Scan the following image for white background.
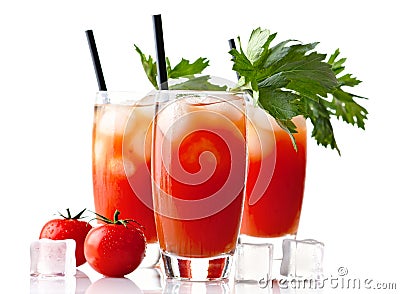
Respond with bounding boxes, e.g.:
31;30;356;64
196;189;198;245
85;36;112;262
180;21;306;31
1;0;399;292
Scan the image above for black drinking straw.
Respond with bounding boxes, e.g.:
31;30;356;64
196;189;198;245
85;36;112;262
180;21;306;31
85;30;107;91
152;14;169;90
228;38;237;51
228;38;240;80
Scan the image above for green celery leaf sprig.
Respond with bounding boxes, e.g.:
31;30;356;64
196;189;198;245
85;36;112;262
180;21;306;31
134;29;367;154
229;28;368;154
134;45;226;91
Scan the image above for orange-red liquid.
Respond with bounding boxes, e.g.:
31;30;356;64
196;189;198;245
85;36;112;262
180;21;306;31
152;97;247;258
92;104;157;243
241;116;307;237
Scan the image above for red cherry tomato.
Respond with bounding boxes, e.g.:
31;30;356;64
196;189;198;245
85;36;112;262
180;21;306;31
84;210;146;277
39;208;92;267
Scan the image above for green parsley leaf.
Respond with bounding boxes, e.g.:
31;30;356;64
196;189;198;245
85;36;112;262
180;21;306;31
168;58;209;79
325;49;368;129
170;75;227;91
134;45;158;88
275;118;299;151
305;98;340;154
230;28;368;153
134;45;224;90
258;87;303;120
246;28;274;63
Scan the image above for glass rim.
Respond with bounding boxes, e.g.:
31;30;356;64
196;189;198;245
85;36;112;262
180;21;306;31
237;241;274;248
95;90;155;106
153;89;248;95
95;90;250;106
96;89;247;94
154;90;250;105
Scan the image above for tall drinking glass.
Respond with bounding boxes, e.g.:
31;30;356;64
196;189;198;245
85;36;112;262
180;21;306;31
152;91;248;281
92;91;159;267
240;103;307;266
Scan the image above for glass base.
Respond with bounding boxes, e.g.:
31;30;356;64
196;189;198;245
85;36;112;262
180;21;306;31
140;242;161;268
239;234;296;279
160;251;234;281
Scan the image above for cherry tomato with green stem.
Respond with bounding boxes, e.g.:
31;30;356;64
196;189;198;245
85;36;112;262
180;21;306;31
39;208;92;267
84;210;146;277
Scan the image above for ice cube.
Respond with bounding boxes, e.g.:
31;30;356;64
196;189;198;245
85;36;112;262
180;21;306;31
108;157;136;178
134;99;156;120
93;140;105;162
235;241;273;283
123;159;136;178
124;106;153;136
280;239;324;279
247;123;276;160
204;95;244;123
123;112;139;136
123;123;151;162
97;105;131;136
247;104;276;132
156;100;193;142
30;239;76;277
157;95;245;144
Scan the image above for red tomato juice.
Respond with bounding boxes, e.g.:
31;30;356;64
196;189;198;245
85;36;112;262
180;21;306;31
152;96;247;258
241;115;307;237
92;104;157;243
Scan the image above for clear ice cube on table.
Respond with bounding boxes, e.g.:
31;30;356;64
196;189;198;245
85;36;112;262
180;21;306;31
30;238;76;277
280;239;324;279
235;241;273;283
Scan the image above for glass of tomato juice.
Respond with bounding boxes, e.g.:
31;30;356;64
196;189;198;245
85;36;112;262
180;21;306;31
151;90;248;281
92;91;159;267
240;103;307;268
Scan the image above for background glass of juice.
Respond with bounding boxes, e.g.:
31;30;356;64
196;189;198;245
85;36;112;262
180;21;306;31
240;103;307;268
152;91;248;281
92;91;159;267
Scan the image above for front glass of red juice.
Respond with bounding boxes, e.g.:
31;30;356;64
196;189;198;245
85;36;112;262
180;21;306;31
92;91;159;267
240;103;307;263
152;91;248;281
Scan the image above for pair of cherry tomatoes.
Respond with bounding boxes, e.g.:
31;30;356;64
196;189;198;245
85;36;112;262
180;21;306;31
39;209;146;277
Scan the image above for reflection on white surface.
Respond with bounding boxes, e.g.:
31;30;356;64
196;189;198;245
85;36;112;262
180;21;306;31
234;282;272;294
85;277;142;294
30;277;76;294
127;267;163;291
30;270;91;294
278;279;324;294
28;266;399;294
163;279;230;294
